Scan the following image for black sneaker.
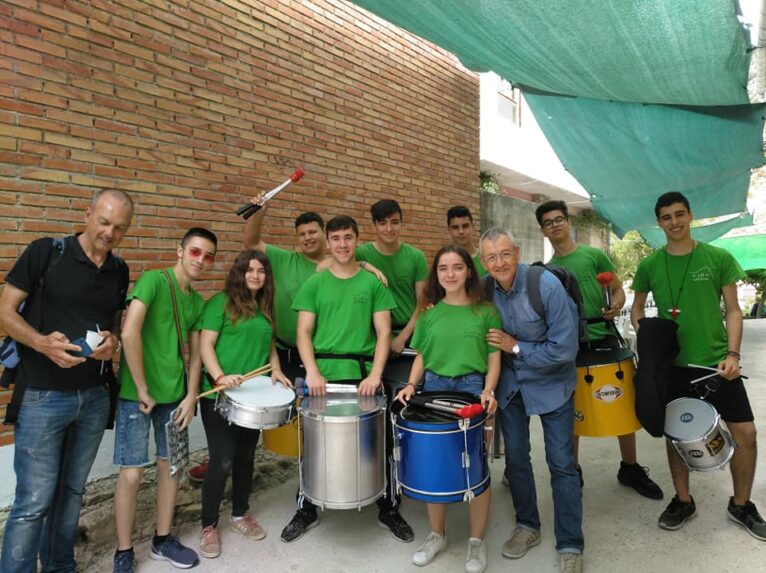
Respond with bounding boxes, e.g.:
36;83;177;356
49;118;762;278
281;508;319;543
378;510;414;543
617;462;664;500
113;549;135;573
727;497;766;541
658;495;697;530
576;465;584;489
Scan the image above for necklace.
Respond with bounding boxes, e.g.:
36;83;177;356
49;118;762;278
664;242;696;320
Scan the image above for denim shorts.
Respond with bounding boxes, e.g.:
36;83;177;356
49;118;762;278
422;371;484;396
113;399;180;467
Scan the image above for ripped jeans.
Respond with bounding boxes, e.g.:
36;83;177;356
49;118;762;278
1;385;109;573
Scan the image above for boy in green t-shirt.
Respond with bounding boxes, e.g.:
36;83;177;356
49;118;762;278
112;228;217;571
356;199;428;397
536;200;662;501
447;205;487;278
631;192;763;540
281;215;414;544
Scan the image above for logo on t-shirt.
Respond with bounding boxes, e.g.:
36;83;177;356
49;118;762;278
691;266;713;282
463;327;481;339
353;294;370;305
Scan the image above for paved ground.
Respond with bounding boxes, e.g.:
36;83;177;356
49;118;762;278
100;320;766;572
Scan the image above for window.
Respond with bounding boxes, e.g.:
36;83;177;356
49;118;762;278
498;79;520;126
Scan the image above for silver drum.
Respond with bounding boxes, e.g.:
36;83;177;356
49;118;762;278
215;375;295;430
299;391;386;510
664;397;736;471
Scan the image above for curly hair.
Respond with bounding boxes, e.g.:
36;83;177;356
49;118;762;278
224;250;275;325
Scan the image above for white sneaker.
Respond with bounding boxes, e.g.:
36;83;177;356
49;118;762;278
465;537;487;573
412;532;448;566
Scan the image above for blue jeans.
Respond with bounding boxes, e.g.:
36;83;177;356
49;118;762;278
422;371;484;396
113;399;179;467
1;385;110;573
499;392;583;553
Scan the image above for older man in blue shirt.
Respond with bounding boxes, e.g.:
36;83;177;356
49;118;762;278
480;227;583;573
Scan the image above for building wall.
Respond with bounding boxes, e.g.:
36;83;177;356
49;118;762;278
0;0;480;444
480;191;544;263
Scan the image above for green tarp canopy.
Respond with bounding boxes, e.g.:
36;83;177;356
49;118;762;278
711;235;766;270
640;212;754;249
350;0;765;237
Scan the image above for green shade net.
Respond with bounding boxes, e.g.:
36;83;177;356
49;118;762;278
711;234;766;270
351;0;753;105
523;93;766;235
639;212;754;248
349;0;764;235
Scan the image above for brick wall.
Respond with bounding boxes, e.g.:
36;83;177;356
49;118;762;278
0;0;480;443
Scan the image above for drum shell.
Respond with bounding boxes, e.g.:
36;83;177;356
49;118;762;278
214;391;293;430
664;398;736;471
392;392;489;503
262;414;300;457
574;351;641;437
299;394;386;510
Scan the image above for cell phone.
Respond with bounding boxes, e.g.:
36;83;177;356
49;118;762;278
69;337;93;357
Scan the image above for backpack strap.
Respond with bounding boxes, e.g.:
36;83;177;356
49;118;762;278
526;264;546;319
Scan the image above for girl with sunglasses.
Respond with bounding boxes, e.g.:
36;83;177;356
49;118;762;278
197;250;291;559
395;245;501;573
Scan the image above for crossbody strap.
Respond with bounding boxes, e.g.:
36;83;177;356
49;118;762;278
162;269;189;391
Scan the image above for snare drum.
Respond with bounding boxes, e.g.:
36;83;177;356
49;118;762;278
392;391;489;503
574;348;642;437
299;392;386;510
664;398;736;471
215;376;296;430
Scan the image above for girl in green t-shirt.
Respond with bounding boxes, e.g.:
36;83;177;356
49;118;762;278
197;250;291;558
395;245;500;571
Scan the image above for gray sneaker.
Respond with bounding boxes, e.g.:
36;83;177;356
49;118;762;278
560;552;583;573
412;532;448;566
501;527;541;559
465;537;487;573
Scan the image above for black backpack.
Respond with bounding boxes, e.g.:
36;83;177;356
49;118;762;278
482;263;588;342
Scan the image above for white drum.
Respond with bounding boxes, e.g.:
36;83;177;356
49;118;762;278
664;398;736;471
215;375;296;430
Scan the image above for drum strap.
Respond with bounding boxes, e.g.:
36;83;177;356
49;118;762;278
314;353;373;379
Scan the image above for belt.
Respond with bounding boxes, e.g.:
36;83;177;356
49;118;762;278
314;352;374;379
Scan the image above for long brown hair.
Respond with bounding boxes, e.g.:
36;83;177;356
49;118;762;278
418;245;487;312
224;250;275;325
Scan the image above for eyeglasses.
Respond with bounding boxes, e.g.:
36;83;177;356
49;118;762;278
541;216;568;230
483;251;515;266
187;246;215;265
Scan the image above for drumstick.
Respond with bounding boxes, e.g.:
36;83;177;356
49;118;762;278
236;167;305;219
409;395;484;418
196;366;273;400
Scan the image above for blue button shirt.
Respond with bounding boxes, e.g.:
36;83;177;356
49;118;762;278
489;264;578;415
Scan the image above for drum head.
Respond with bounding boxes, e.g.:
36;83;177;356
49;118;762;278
393;391;482;426
302;393;385;417
222;376;295;407
664;398;717;440
576;346;634;367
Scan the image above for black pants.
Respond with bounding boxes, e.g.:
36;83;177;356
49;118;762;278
296;382;400;514
200;398;261;527
277;346;306;384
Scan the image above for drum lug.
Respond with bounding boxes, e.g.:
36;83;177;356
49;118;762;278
462;451;471;469
393;445;401;462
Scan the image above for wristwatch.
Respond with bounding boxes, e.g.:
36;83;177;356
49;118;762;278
511;344;520;355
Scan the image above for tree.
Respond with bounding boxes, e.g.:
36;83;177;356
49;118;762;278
743;269;766;317
608;230;655;284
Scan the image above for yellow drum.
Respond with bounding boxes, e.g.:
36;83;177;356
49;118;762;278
574;348;642;437
262;413;300;457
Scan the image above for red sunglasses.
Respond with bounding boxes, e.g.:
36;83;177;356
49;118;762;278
187;246;215;265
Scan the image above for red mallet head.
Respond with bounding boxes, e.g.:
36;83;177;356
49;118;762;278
290;167;305;182
456;403;485;418
596;271;614;286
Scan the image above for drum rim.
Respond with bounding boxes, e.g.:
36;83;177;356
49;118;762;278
217;390;295;412
299;394;386;419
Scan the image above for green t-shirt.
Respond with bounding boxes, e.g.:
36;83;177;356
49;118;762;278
549;244;615;341
632;242;745;367
356;242;428;330
473;253;488;278
292;269;396;381
199;291;274;399
118;268;205;404
265;244;318;348
410;301;501;377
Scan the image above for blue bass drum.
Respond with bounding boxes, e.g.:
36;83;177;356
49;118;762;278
391;391;489;503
